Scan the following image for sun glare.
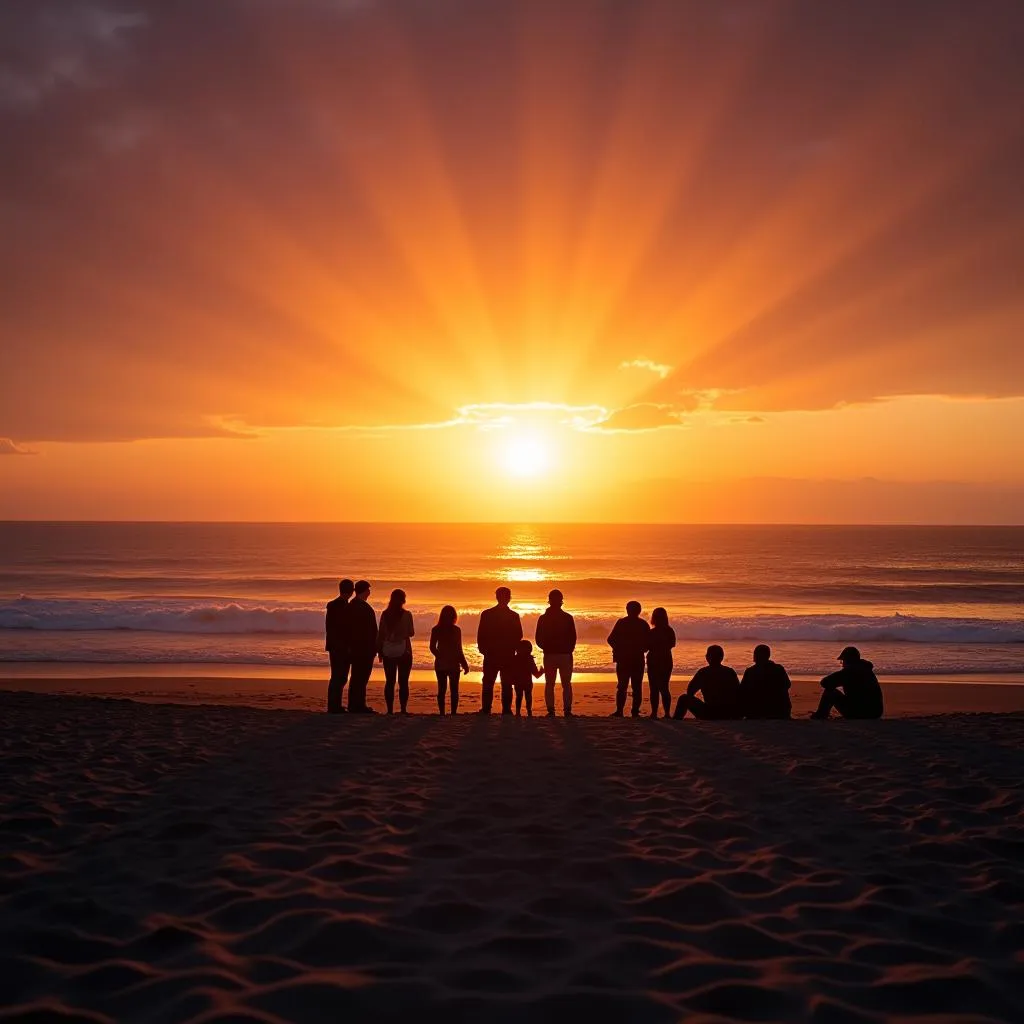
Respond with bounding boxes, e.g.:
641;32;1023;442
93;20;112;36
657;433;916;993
500;433;551;478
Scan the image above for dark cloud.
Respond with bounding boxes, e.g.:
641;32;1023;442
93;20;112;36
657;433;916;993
2;0;1023;441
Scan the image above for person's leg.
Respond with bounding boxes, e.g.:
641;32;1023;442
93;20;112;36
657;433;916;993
630;662;644;716
480;659;497;713
543;658;557;715
435;669;447;714
560;654;574;715
812;688;843;719
525;680;533;715
515;686;523;714
398;652;412;712
450;670;460;714
348;658;372;711
661;674;672;717
647;668;661;716
499;662;514;715
383;657;397;714
327;650;344;712
686;696;710;719
613;663;629;715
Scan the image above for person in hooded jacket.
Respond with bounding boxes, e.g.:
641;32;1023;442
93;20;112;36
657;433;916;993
811;646;884;720
739;644;792;719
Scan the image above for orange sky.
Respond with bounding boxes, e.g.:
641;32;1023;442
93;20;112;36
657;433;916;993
2;0;1023;522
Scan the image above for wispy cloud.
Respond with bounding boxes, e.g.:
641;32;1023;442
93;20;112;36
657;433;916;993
619;358;673;379
586;403;686;433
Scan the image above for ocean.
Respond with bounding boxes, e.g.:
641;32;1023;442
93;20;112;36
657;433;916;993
0;523;1021;678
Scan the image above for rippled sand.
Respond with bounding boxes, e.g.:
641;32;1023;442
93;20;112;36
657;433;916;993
1;692;1022;1021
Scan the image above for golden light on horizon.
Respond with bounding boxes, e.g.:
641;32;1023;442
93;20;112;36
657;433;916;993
499;432;553;479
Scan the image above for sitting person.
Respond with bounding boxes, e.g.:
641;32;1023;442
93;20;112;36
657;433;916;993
739;644;792;719
811;646;883;720
511;639;543;717
673;645;741;720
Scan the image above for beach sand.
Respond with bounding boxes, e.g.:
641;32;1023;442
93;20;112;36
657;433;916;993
1;690;1023;1021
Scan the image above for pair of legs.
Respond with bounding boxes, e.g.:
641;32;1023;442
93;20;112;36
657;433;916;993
614;659;644;716
673;694;737;720
480;656;513;714
543;653;574;715
435;668;460;714
813;688;882;720
515;681;533;715
647;665;671;717
348;656;374;712
383;652;413;713
327;649;350;712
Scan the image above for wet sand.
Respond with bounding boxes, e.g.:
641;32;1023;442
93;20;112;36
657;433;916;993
1;690;1023;1021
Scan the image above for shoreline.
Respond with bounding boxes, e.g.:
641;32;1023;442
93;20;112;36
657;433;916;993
3;672;1024;717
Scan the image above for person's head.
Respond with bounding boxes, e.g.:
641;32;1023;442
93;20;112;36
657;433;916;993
706;644;725;665
495;586;512;606
339;578;354;597
354;580;371;600
651;607;669;629
437;604;458;629
548;589;564;608
517;639;533;656
387;588;406;609
626;600;642;618
838;646;860;666
753;644;771;664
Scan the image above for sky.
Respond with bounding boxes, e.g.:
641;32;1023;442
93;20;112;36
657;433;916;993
1;0;1023;523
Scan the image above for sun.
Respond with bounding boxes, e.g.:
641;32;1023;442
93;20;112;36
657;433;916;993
500;432;551;478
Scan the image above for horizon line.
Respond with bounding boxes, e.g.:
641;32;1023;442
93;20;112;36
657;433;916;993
2;520;1024;529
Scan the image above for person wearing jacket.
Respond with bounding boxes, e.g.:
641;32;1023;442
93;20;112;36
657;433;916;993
673;645;742;720
535;589;577;717
347;580;378;713
477;587;523;715
607;601;650;717
811;646;884;719
325;578;354;713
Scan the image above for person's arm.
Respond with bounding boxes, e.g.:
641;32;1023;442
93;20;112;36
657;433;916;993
531;656;543;679
687;670;701;698
477;611;489;656
376;616;386;659
405;610;415;638
569;614;577;652
457;628;470;674
325;608;331;651
668;628;676;650
643;624;652;652
780;667;792;691
429;627;439;659
820;669;842;690
608;621;621;650
514;612;523;643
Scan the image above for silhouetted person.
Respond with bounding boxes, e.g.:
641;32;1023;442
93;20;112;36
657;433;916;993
673;645;741;720
646;607;675;718
811;646;884;720
477;587;523;715
511;639;543;717
535;588;577;717
739;644;792;719
378;588;415;714
430;605;469;715
325;578;354;713
608;601;650;717
347;580;378;713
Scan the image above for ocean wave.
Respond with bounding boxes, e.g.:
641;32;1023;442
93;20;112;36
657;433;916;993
1;597;1022;644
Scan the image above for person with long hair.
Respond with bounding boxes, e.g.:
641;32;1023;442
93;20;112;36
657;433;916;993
647;607;675;718
377;588;415;714
429;605;470;714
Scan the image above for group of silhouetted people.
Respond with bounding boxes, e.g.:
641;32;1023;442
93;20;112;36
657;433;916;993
326;581;885;721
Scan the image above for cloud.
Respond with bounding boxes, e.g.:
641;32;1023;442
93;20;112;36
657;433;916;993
0;438;35;455
619;358;673;379
588;404;686;433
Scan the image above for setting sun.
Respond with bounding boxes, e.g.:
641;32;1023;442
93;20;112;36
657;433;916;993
500;434;552;479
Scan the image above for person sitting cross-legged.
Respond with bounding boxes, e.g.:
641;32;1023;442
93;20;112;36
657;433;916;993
673;644;742;720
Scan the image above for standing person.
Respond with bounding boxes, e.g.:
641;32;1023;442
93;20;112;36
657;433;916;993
535;588;577;717
430;605;469;715
673;645;741;720
476;586;523;715
325;578;354;713
646;607;675;718
811;647;884;720
511;639;543;717
377;588;415;715
347;580;378;713
607;601;650;717
739;644;792;719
